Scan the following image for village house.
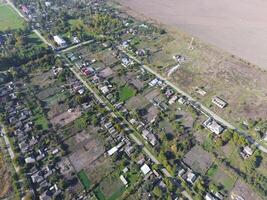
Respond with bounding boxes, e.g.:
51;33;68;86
185;171;197;185
141;164;151;175
205;193;217;200
240;146;254;159
53;35;67;47
203;118;224;135
142;129;158;146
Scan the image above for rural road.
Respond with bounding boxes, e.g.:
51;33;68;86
0;125;20;172
0;126;14;160
59;40;94;53
119;47;267;154
33;29;54;48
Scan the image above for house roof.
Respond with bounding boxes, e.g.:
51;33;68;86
107;146;118;156
141;164;151;175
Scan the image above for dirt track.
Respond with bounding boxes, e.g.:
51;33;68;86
116;0;267;69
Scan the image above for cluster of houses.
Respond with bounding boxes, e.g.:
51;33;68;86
0;82;62;199
103;118;135;157
70;79;85;95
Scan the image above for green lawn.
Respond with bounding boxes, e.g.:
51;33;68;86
94;187;106;200
0;5;25;31
119;85;136;102
77;170;91;191
35;114;49;130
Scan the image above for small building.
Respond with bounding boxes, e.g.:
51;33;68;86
149;78;159;87
168;95;178;105
241;146;254;159
72;36;80;44
141;164;151;175
196;88;207;96
203;118;224;135
107;146;118;156
205;193;216;200
186;171;197;184
100;86;109;95
53;35;66;47
120;175;128;186
25;156;36;164
178;97;186;104
212;97;228;109
142;129;158;146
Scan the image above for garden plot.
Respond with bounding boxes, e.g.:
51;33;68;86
207;163;236;191
175;110;195;131
94;174;125;200
68;132;105;172
144;105;159;122
144;88;160;102
125;95;150;110
183;145;214;174
50;108;81;127
36;85;62;100
121;72;145;91
46;92;70;119
231;179;262;200
86;156;114;186
30;71;55;89
99;50;119;67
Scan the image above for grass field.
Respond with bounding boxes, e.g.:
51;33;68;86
207;163;236;191
77;170;91;190
0;5;25;31
94;187;106;200
119;85;136;102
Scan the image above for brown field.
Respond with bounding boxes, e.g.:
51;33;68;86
50;108;81;127
183;145;214;174
30;71;54;89
112;0;267;123
68;131;105;172
0;152;12;198
231;179;262;200
86;156;114;185
115;0;267;70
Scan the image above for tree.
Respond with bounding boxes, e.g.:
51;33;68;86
153;186;163;198
215;138;224;147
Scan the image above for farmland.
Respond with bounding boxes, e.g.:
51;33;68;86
0;5;25;31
